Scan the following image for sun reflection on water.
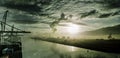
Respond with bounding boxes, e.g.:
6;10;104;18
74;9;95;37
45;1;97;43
69;46;76;52
54;44;78;52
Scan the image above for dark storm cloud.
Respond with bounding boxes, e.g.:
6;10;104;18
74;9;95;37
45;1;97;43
79;9;120;18
2;4;41;15
50;20;60;32
81;0;120;8
25;26;49;29
98;11;120;18
12;14;39;24
39;20;52;24
98;13;111;18
49;13;68;32
111;10;120;16
80;9;98;18
102;0;120;8
0;0;52;15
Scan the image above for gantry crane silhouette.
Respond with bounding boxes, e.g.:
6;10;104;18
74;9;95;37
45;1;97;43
0;10;31;43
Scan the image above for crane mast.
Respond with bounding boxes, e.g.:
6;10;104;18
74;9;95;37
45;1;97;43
0;10;31;44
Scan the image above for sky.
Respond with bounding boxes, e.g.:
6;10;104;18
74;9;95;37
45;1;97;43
0;0;120;38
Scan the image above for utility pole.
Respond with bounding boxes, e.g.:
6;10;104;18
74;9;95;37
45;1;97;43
2;10;8;31
0;10;8;43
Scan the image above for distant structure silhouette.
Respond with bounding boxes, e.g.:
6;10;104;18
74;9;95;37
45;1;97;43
108;33;115;40
108;33;112;39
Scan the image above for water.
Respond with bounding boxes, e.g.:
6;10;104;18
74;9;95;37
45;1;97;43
22;37;120;58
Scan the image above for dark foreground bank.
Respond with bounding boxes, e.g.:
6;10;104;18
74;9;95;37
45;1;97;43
0;43;22;58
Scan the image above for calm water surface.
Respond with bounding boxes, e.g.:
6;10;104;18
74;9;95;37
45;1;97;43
22;38;120;58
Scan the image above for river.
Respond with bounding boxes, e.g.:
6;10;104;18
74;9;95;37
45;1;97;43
22;37;120;58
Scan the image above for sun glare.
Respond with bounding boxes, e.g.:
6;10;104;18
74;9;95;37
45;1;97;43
67;23;80;34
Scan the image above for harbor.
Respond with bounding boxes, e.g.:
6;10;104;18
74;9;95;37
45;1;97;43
0;10;30;58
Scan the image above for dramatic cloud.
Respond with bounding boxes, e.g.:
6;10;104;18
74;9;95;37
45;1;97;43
49;12;88;32
11;14;39;24
98;13;111;18
24;26;49;29
103;0;120;8
80;10;120;18
81;16;120;29
1;0;120;33
2;4;41;15
98;11;120;18
80;9;98;18
0;0;51;15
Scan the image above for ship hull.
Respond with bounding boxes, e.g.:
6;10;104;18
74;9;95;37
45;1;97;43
0;43;22;58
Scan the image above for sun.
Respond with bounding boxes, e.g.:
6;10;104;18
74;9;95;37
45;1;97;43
67;23;80;34
57;22;82;38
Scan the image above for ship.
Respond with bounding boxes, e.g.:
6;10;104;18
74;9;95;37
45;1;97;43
0;10;31;58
